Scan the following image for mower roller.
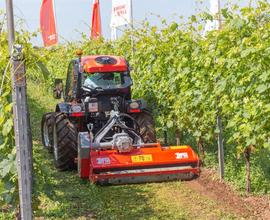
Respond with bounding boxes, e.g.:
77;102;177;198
41;53;200;184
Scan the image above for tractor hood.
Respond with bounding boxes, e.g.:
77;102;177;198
81;55;128;73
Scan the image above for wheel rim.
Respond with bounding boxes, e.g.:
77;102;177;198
53;124;59;161
43;120;50;147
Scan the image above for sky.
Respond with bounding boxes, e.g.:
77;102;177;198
0;0;255;46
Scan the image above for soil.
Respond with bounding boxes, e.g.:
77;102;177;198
185;168;270;219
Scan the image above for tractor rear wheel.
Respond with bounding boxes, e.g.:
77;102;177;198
41;113;54;153
134;110;156;143
52;113;78;171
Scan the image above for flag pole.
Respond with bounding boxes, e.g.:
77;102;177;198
217;0;221;30
53;0;58;43
130;0;133;29
130;0;135;60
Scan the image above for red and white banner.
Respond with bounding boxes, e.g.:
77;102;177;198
91;0;102;39
210;0;219;14
110;0;131;28
40;0;58;47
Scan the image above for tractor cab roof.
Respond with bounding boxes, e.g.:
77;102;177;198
81;55;128;73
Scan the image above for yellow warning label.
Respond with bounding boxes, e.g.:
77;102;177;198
131;154;153;163
170;145;189;150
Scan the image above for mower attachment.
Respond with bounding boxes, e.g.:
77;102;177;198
78;132;200;184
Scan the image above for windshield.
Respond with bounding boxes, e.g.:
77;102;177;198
82;71;132;90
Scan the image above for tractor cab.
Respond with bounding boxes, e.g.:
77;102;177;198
63;55;133;101
81;55;133;93
82;71;132;93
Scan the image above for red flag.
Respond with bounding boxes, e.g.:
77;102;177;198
91;0;102;39
40;0;58;47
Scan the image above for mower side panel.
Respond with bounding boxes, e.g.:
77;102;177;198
78;132;91;179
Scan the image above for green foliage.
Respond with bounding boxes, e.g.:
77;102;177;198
0;23;16;207
0;15;42;208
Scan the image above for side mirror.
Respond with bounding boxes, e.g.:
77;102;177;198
53;79;63;99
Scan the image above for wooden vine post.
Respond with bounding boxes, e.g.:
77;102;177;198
5;0;33;219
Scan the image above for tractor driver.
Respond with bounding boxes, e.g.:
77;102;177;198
83;72;122;90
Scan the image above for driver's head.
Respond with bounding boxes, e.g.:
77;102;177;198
102;73;114;80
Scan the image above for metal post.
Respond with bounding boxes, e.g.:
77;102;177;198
215;0;225;180
5;1;33;219
5;0;15;53
217;114;224;179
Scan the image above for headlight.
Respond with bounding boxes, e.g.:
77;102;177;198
89;102;98;112
71;105;82;112
129;102;139;109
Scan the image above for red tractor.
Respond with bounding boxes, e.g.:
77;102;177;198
41;54;200;184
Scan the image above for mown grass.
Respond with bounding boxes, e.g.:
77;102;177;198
1;81;240;220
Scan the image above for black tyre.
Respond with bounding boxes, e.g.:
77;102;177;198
52;113;78;171
133;110;156;143
41;113;54;153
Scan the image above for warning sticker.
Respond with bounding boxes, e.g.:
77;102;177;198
131;154;152;163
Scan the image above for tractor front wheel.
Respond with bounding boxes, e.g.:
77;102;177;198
52;113;78;171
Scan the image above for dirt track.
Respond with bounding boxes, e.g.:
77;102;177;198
185;169;270;219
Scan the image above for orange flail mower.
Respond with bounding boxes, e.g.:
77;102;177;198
78;136;200;184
